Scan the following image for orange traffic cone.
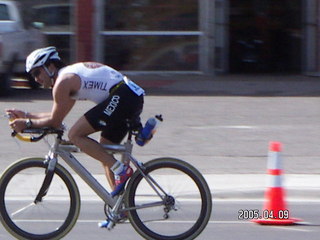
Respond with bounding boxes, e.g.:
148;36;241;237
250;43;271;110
252;142;301;225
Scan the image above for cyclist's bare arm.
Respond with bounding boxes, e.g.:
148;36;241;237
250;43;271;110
6;109;51;119
8;74;80;132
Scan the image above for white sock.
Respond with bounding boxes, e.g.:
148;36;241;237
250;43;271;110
111;161;125;175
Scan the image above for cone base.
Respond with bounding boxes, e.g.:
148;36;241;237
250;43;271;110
252;218;302;225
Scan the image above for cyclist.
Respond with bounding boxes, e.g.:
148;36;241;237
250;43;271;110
7;46;144;197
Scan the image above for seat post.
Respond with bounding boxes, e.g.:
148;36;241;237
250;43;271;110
127;129;133;141
125;117;142;142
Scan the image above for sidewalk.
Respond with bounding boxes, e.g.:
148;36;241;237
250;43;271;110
6;173;319;201
129;73;320;96
208;174;320;200
70;174;320;201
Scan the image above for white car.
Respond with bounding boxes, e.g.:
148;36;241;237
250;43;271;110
0;1;46;94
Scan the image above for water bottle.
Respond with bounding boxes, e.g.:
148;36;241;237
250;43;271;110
135;115;162;146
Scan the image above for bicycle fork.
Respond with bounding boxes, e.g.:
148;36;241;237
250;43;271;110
33;154;58;203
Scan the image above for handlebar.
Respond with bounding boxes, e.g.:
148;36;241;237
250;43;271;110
4;114;64;142
11;128;64;142
8;115;163;143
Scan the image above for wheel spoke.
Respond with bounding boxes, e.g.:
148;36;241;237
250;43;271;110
10;202;35;217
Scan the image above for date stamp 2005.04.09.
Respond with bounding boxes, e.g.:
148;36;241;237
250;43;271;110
238;209;289;220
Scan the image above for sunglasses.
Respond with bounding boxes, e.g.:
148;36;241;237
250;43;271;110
30;68;41;78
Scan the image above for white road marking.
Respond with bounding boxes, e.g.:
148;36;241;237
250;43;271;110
190;125;258;130
269;225;313;232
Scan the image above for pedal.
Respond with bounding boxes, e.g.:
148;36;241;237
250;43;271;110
98;219;115;230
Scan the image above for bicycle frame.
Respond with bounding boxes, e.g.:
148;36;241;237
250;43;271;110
54;139;168;214
17;127;167;213
50;137;135;208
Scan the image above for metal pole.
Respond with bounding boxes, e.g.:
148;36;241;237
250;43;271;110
317;0;320;73
94;0;104;62
199;0;215;75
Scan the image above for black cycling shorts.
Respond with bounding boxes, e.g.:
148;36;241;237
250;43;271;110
84;83;144;143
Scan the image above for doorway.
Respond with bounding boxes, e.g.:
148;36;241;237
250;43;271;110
229;0;302;73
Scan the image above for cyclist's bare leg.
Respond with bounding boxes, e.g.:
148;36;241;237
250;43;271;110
68;116;116;190
99;136;117;189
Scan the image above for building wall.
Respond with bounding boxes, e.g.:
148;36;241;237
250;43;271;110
75;0;94;61
16;0;319;75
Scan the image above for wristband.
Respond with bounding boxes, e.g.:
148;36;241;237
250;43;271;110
25;119;33;128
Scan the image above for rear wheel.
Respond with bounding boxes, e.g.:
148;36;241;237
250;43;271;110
125;158;212;240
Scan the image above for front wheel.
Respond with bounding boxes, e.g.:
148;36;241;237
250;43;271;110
125;158;212;240
0;158;81;240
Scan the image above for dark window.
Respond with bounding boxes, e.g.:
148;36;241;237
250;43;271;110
0;4;10;20
103;35;199;71
104;0;198;31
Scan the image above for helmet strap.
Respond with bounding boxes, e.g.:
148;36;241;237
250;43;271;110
43;65;55;86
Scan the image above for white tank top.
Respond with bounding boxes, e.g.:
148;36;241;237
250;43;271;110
58;62;124;104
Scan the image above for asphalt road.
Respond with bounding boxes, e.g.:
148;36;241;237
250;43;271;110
75;200;320;240
1;200;320;240
0;88;319;174
0;87;319;239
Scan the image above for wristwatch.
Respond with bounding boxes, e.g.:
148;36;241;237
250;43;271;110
25;119;33;128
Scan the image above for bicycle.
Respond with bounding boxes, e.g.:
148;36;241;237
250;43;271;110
0;117;212;240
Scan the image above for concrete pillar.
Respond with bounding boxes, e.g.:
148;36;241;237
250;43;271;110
75;0;94;61
93;0;104;62
199;0;215;75
304;0;320;75
317;1;320;73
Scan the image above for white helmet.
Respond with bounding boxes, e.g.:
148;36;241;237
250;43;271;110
26;46;60;72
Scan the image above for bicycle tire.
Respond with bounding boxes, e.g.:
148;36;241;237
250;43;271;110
0;158;81;240
125;158;212;240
